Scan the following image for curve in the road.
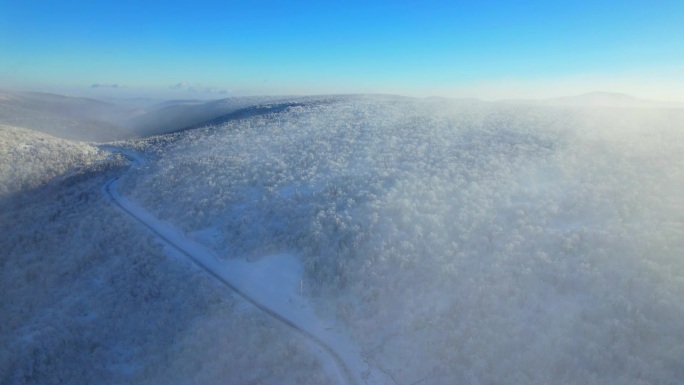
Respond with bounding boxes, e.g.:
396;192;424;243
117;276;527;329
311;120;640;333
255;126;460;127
102;155;357;385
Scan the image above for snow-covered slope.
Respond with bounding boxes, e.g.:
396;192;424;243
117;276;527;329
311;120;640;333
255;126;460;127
3;94;684;384
106;174;358;384
1;139;337;385
120;95;684;384
128;96;295;136
0;124;103;196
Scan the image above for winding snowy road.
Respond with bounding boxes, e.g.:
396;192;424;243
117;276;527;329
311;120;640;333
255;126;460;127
100;148;374;385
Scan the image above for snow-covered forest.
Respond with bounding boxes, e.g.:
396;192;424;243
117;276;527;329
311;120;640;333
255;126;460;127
0;124;104;195
2;94;684;384
1;122;333;384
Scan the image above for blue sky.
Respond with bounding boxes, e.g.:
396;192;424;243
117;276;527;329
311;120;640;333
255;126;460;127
1;0;683;100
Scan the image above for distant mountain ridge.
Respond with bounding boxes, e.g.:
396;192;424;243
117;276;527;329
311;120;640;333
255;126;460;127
3;90;681;143
127;96;289;136
502;91;684;108
0;90;137;142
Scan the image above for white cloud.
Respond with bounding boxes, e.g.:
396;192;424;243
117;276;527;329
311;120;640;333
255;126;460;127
169;82;191;90
169;82;229;94
91;83;124;88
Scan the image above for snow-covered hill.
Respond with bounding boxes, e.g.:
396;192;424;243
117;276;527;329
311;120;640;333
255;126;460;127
0;90;295;141
2;94;684;384
120;95;684;384
128;96;296;136
0;124;103;196
0;130;334;385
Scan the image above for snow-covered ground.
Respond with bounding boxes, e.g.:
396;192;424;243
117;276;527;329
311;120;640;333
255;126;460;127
1;130;338;384
2;94;684;384
0;124;103;196
105;172;366;384
120;96;684;384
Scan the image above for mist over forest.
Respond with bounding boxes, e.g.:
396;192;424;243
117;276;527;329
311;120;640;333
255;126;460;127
1;91;683;384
